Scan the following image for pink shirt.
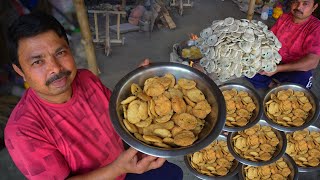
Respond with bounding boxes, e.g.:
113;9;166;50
5;69;125;180
271;13;320;64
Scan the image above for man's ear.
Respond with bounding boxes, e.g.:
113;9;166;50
313;3;318;11
12;64;26;81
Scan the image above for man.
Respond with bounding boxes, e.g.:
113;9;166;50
248;0;320;89
4;12;182;180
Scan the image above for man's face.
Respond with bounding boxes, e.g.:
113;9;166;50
291;0;318;21
15;30;77;101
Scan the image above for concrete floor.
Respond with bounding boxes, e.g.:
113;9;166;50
1;0;320;179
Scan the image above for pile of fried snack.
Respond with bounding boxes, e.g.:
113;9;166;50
189;140;235;176
286;129;320;167
243;158;291;180
223;89;256;127
121;73;212;148
265;89;313;127
182;46;202;60
232;124;280;162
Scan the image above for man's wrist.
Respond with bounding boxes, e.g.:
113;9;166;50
110;160;127;176
276;64;285;73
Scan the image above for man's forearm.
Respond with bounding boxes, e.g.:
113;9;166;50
277;54;320;73
67;162;124;180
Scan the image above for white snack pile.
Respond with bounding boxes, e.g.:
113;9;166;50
197;17;282;82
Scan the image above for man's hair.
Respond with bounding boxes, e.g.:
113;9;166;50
290;0;319;5
7;12;69;68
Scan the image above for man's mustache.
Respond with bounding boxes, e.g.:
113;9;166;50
45;70;71;86
293;9;303;14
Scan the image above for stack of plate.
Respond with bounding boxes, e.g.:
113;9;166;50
184;83;319;179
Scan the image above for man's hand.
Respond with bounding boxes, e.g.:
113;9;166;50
67;147;165;180
139;59;150;67
259;70;278;77
112;147;166;175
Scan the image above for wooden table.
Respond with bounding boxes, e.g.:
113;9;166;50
88;10;126;56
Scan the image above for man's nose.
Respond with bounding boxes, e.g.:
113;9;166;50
297;2;304;10
47;56;62;74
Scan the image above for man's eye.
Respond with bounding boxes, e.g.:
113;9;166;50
32;60;42;65
56;51;66;57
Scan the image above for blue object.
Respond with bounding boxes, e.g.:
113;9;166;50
246;71;313;89
125;161;183;180
268;8;274;17
19;0;38;11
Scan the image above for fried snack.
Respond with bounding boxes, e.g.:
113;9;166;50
232;124;280;162
168;88;183;98
174;130;196;146
171;126;183;137
183;96;196;107
131;83;142;95
182;48;191;58
142;121;174;135
136;92;151;101
154;111;173;123
243;158;291;180
182;46;202;59
127;100;144;123
154;142;172;148
192;100;211;119
154;128;172;138
154;95;172;116
143;135;163;143
286;129;320;167
145;82;165;97
144;77;165;96
121;96;137;105
135;117;152;128
172;113;198;130
186;88;205;103
134;133;151;144
189;140;235;177
223;89;256;127
178;78;196;89
190;46;202;59
121;74;212;148
265;89;313;127
123;119;138;133
171;96;187;114
164;73;175;88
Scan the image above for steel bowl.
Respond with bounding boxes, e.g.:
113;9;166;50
263;83;320;132
109;62;226;157
239;153;299;180
184;134;241;180
219;83;263;132
286;125;320;172
227;120;287;166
